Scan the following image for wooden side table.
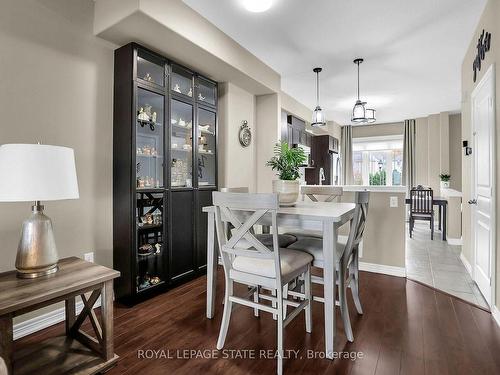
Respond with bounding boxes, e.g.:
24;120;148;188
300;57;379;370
0;257;120;375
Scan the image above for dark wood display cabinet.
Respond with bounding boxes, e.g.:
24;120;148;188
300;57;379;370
113;43;217;303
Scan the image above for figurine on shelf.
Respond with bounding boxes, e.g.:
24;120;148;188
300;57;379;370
138;243;154;256
143;73;154;83
199;124;211;133
186;121;192;129
198;93;206;101
187;88;193;97
137;177;146;188
173;83;182;93
137;107;150;121
152;112;157;123
151;147;157;156
178;118;186;127
171;119;177;125
137;147;143;155
150;276;161;285
154;243;162;254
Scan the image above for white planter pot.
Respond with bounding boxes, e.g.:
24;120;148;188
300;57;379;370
272;180;299;206
440;181;450;189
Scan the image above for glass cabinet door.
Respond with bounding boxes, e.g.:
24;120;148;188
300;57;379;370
136;88;164;190
196;77;216;106
136;191;166;292
171;99;193;188
171;65;193;98
197;108;216;187
137;50;165;87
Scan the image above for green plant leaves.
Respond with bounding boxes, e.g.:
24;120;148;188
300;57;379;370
266;142;307;180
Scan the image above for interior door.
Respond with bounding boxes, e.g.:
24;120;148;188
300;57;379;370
471;65;495;306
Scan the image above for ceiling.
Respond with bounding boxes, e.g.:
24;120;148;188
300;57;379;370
183;0;486;125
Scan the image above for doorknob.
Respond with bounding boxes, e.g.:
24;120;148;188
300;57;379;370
468;199;478;205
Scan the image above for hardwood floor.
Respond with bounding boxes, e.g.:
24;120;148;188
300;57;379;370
15;267;500;375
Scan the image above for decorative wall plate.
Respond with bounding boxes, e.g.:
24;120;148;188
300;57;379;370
239;120;252;147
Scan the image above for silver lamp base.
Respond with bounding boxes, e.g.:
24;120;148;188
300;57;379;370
15;202;59;279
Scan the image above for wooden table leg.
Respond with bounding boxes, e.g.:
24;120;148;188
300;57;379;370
101;280;114;361
442;203;447;241
0;314;13;375
322;221;337;360
206;211;217;319
65;296;76;335
438;205;442;230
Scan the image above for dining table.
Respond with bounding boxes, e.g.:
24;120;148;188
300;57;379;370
203;201;356;359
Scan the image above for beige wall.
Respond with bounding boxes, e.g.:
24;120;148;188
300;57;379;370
256;94;281;193
414;112;452;192
340;191;406;269
461;0;500;306
218;82;257;191
0;0;115;323
449;114;463;190
351;122;404;138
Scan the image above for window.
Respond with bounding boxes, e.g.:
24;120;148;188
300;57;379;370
352;135;403;186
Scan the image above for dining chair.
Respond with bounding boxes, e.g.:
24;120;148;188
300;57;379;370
286;191;369;342
285;186;344;240
213;192;313;375
220;187;298;247
409;187;434;240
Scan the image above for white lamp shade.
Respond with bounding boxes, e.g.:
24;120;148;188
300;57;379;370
0;144;79;202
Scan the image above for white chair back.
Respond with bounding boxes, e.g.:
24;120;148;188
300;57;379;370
301;185;343;202
342;191;369;269
212;192;283;284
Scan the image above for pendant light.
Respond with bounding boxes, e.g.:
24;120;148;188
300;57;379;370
351;58;376;124
311;67;326;127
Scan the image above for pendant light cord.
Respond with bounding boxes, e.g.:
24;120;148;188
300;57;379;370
316;70;320;106
357;61;360;101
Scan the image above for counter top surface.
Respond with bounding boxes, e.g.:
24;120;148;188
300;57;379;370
304;185;406;193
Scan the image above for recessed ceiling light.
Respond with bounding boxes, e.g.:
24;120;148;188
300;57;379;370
242;0;273;13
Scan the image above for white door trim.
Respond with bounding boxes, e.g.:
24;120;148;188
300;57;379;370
470;63;496;308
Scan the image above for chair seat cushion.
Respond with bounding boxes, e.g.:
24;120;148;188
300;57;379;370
232;248;313;278
284;230;323;241
286;236;347;263
233;233;297;249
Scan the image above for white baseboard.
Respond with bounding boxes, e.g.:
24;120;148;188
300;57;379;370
13;298;101;340
460;253;473;276
492;306;500;328
447;237;462;246
359;262;406;278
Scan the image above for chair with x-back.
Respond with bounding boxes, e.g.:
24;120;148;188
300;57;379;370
213;191;313;375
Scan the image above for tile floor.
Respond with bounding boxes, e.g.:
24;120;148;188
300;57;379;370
406;221;489;309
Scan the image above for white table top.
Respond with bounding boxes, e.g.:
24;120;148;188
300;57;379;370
203;201;356;223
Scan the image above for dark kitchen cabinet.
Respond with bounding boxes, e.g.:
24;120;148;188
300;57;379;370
113;43;218;303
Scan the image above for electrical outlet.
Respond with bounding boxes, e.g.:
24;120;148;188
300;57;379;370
390;196;398;208
83;252;94;263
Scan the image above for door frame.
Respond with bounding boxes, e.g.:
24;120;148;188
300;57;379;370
470;63;496;308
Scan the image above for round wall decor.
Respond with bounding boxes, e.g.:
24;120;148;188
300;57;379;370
238;120;252;147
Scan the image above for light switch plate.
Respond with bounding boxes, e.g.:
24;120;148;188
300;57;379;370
83;252;94;263
390;196;398;208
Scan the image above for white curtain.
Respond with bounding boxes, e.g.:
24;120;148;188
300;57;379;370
403;119;416;195
340;126;353;185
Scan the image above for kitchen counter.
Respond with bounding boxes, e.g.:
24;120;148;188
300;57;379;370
303;184;407;193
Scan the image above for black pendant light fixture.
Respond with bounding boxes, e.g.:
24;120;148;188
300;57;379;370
311;67;326;127
351;58;376;124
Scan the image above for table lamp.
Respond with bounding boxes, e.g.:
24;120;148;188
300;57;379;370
0;144;79;278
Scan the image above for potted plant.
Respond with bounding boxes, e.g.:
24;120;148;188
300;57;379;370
266;142;306;206
439;173;451;189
